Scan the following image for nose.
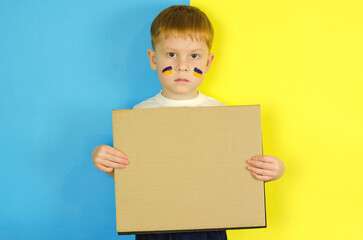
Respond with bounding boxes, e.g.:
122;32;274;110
176;59;189;72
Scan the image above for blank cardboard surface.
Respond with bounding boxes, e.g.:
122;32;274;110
112;105;265;234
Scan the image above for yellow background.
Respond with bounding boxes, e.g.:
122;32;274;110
191;0;363;239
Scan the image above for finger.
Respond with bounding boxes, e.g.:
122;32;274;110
105;146;128;159
251;172;273;181
100;159;126;169
248;159;275;170
251;155;275;163
102;153;129;165
96;164;115;173
247;166;274;177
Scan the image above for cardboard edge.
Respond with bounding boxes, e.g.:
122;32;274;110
112;110;117;234
117;225;267;236
112;105;262;113
263;181;267;228
259;105;268;229
112;110;122;234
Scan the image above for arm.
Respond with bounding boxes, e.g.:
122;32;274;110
91;144;129;179
247;155;285;182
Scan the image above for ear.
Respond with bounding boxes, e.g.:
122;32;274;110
147;49;157;71
204;52;215;73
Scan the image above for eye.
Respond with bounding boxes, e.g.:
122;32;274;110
168;52;176;57
190;54;199;59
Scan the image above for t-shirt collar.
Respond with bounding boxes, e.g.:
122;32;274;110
155;91;206;107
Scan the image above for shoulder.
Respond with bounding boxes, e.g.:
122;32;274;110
199;93;227;107
133;93;162;109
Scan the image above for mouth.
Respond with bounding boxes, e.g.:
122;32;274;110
174;78;190;82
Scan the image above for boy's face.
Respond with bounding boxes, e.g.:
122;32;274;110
147;34;214;100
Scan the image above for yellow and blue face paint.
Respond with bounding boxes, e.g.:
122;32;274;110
162;66;173;75
193;67;203;78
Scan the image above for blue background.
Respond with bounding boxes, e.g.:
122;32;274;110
0;0;188;239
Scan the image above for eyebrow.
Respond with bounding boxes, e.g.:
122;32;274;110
162;47;205;52
190;49;205;52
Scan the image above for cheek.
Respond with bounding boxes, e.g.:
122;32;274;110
192;58;209;78
157;67;174;84
161;66;173;75
193;67;203;78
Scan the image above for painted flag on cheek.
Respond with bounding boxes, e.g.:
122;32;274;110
162;66;173;75
193;67;203;78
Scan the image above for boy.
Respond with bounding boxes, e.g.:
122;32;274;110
92;5;285;240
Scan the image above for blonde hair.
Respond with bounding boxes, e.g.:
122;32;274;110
150;5;214;51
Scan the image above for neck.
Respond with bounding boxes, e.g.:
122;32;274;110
161;90;199;100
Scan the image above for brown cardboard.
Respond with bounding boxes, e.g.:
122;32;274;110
112;105;265;235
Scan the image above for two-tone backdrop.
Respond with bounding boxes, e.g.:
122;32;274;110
1;0;362;239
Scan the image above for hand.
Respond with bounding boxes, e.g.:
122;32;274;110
91;145;129;174
247;155;285;182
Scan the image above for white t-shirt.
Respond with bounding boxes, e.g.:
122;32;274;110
133;92;226;109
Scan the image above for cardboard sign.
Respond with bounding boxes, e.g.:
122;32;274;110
112;105;266;235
